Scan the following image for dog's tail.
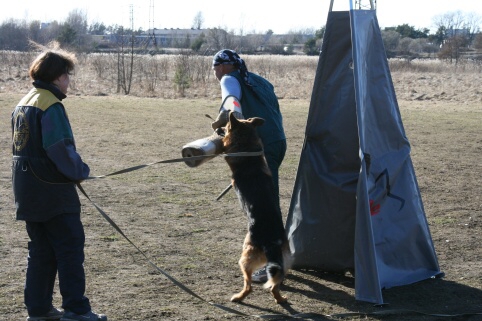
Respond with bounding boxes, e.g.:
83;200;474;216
263;242;292;289
263;262;283;289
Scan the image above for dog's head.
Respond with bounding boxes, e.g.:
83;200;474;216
223;111;265;153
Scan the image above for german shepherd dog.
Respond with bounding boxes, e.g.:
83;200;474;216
222;111;292;304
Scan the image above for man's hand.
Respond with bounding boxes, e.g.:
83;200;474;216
211;110;245;130
211;109;230;130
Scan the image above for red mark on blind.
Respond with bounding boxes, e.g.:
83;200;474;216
370;200;380;216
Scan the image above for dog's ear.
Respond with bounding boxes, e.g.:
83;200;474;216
248;117;265;127
229;111;240;128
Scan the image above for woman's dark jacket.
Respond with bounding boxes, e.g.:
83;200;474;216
11;82;89;222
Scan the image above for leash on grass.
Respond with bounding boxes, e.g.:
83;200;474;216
77;156;482;320
77;151;273;318
77;152;297;319
76;182;252;318
76;182;351;320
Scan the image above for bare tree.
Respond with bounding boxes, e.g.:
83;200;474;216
192;12;204;30
438;35;468;63
66;9;88;34
243;33;266;52
408;38;427;55
114;27;135;94
28;20;42;43
432;11;479;63
474;33;482;50
433;11;466;31
37;21;62;44
464;12;482;44
397;37;414;60
0;19;28;50
205;27;235;52
65;9;88;48
381;29;401;53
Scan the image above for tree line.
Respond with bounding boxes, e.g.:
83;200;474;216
382;11;482;62
0;9;481;62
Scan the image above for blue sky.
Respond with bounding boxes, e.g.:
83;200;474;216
1;0;480;34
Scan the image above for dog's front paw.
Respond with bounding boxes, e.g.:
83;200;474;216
230;295;243;302
230;292;247;302
275;296;288;304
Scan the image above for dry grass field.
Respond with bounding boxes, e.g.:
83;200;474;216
0;54;481;320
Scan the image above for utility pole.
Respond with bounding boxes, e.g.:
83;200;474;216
130;4;134;31
148;0;157;48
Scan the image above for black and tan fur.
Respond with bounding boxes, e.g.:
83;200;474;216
222;112;292;304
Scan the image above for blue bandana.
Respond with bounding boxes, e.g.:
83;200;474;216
212;49;251;86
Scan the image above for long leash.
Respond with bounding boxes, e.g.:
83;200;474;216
86;151;263;179
78;154;482;320
77;182;257;318
79;151;289;319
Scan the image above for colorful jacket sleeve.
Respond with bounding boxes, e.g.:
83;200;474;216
41;103;90;181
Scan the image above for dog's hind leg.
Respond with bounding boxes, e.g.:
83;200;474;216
264;244;290;304
230;255;253;302
264;265;287;304
231;234;265;302
270;281;287;304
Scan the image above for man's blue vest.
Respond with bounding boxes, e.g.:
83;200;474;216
228;71;286;146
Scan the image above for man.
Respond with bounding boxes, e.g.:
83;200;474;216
211;49;287;283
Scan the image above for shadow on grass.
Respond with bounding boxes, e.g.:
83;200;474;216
280;269;482;320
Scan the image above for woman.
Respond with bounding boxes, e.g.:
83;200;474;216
11;43;107;321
